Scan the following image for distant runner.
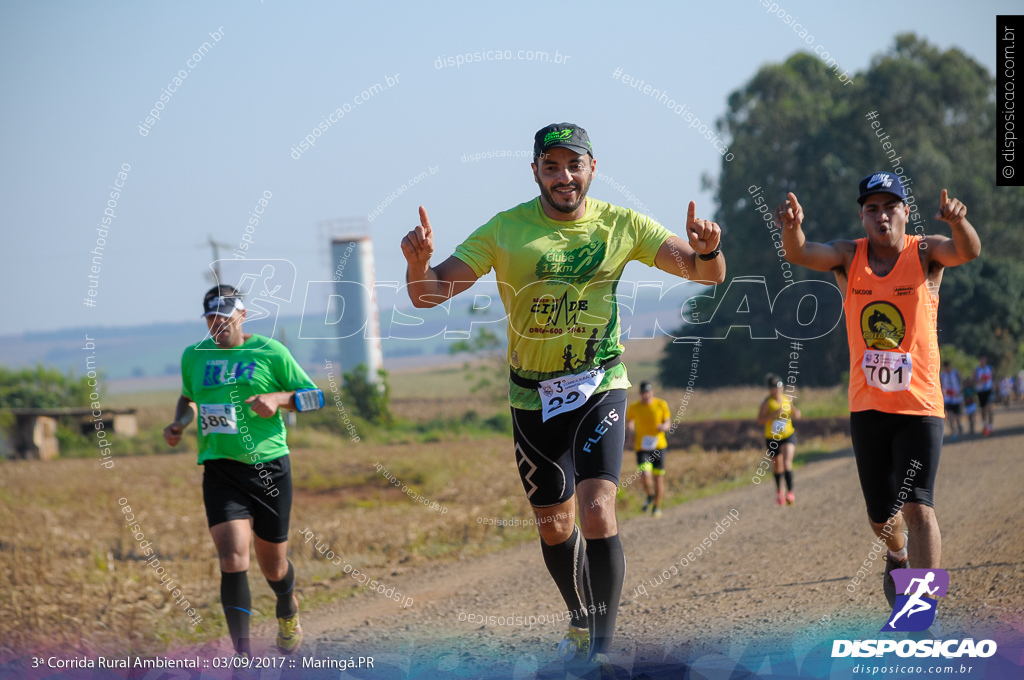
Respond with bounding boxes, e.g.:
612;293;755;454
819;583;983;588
625;381;671;518
974;356;994;435
999;375;1013;408
962;375;979;435
401;123;725;668
939;361;962;442
779;172;980;607
757;374;800;505
163;285;324;660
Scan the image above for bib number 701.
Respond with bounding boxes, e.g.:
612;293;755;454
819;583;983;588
862;350;912;392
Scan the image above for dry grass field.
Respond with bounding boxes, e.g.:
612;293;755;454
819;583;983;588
0;429;848;656
2;340;853;656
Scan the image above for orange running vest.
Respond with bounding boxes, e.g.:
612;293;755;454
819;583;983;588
843;234;944;417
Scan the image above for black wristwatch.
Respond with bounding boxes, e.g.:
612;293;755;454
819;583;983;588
697;245;721;261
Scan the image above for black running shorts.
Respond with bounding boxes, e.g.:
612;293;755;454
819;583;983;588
765;434;797;452
511;389;626;508
944;402;961;415
977;389;992;408
849;410;943;524
202;455;293;543
636;448;666;474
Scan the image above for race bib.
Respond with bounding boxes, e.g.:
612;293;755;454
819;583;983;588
862;350;912;392
641;435;660;451
538;367;605;422
200;404;239;435
771;419;788;434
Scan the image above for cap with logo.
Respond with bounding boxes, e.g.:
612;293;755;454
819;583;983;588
533;123;594;159
203;284;246;317
857;172;908;205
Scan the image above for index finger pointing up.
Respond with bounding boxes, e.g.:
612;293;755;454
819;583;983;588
939;189;948;208
787;192;802;215
686;201;696;229
419;206;432;235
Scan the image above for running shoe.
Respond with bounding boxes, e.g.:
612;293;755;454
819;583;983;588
776;490;785;506
950;433;959;442
883;552;909;608
641;495;654;513
276;601;303;654
983;425;992;436
785;491;795;505
557;625;590;663
652;507;662;518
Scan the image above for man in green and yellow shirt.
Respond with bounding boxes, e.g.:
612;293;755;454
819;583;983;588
400;123;725;666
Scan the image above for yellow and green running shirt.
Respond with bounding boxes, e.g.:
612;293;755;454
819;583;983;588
453;197;675;410
180;334;317;465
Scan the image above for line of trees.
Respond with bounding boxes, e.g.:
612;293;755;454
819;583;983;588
661;34;1024;388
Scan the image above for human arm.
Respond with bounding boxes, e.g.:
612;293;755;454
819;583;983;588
401;206;480;308
245;392;299;417
778;192;855;272
653;201;726;284
163;395;196;446
756;398;779;425
923;189;981;267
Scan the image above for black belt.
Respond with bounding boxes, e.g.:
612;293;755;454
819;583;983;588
509;355;623;390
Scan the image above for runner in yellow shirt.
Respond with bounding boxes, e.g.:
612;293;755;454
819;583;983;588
626;381;671;517
756;374;800;506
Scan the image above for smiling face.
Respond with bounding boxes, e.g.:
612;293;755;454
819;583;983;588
532;147;595;221
859;193;909;249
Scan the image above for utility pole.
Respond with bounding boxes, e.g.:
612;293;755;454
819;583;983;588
207;234;233;285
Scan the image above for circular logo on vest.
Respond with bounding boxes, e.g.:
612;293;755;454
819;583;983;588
860;301;906;350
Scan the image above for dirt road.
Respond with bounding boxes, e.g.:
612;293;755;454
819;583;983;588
252;408;1024;678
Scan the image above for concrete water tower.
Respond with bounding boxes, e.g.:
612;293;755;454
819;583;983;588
328;232;383;382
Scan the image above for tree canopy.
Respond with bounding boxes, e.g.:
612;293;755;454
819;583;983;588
661;34;1024;389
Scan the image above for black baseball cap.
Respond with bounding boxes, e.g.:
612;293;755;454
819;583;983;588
857;172;908;205
639;381;653;392
203;284;245;317
533;123;594;159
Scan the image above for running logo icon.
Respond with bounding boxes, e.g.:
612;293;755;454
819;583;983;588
881;568;949;632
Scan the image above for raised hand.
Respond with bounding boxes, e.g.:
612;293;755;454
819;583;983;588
777;192;804;230
401;206;435;270
935;189;967;226
686;201;721;254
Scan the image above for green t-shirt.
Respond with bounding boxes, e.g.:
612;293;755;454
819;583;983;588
181;334;316;464
453;197;675;409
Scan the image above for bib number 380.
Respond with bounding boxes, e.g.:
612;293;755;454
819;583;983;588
200;404;239;434
862;350;912;392
538;367;606;422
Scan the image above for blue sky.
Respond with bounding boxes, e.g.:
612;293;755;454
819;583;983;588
0;0;1009;335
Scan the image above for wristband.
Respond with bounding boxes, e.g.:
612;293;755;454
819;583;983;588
294;388;324;412
698;245;721;261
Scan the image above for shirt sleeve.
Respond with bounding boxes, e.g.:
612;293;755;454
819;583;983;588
452;216;499;278
273;344;317;393
629;210;676;267
180;348;194;400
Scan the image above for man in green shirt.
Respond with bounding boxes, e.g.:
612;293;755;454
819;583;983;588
163;285;322;659
401;123;725;667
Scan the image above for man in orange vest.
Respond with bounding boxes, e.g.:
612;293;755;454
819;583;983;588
777;172;980;607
